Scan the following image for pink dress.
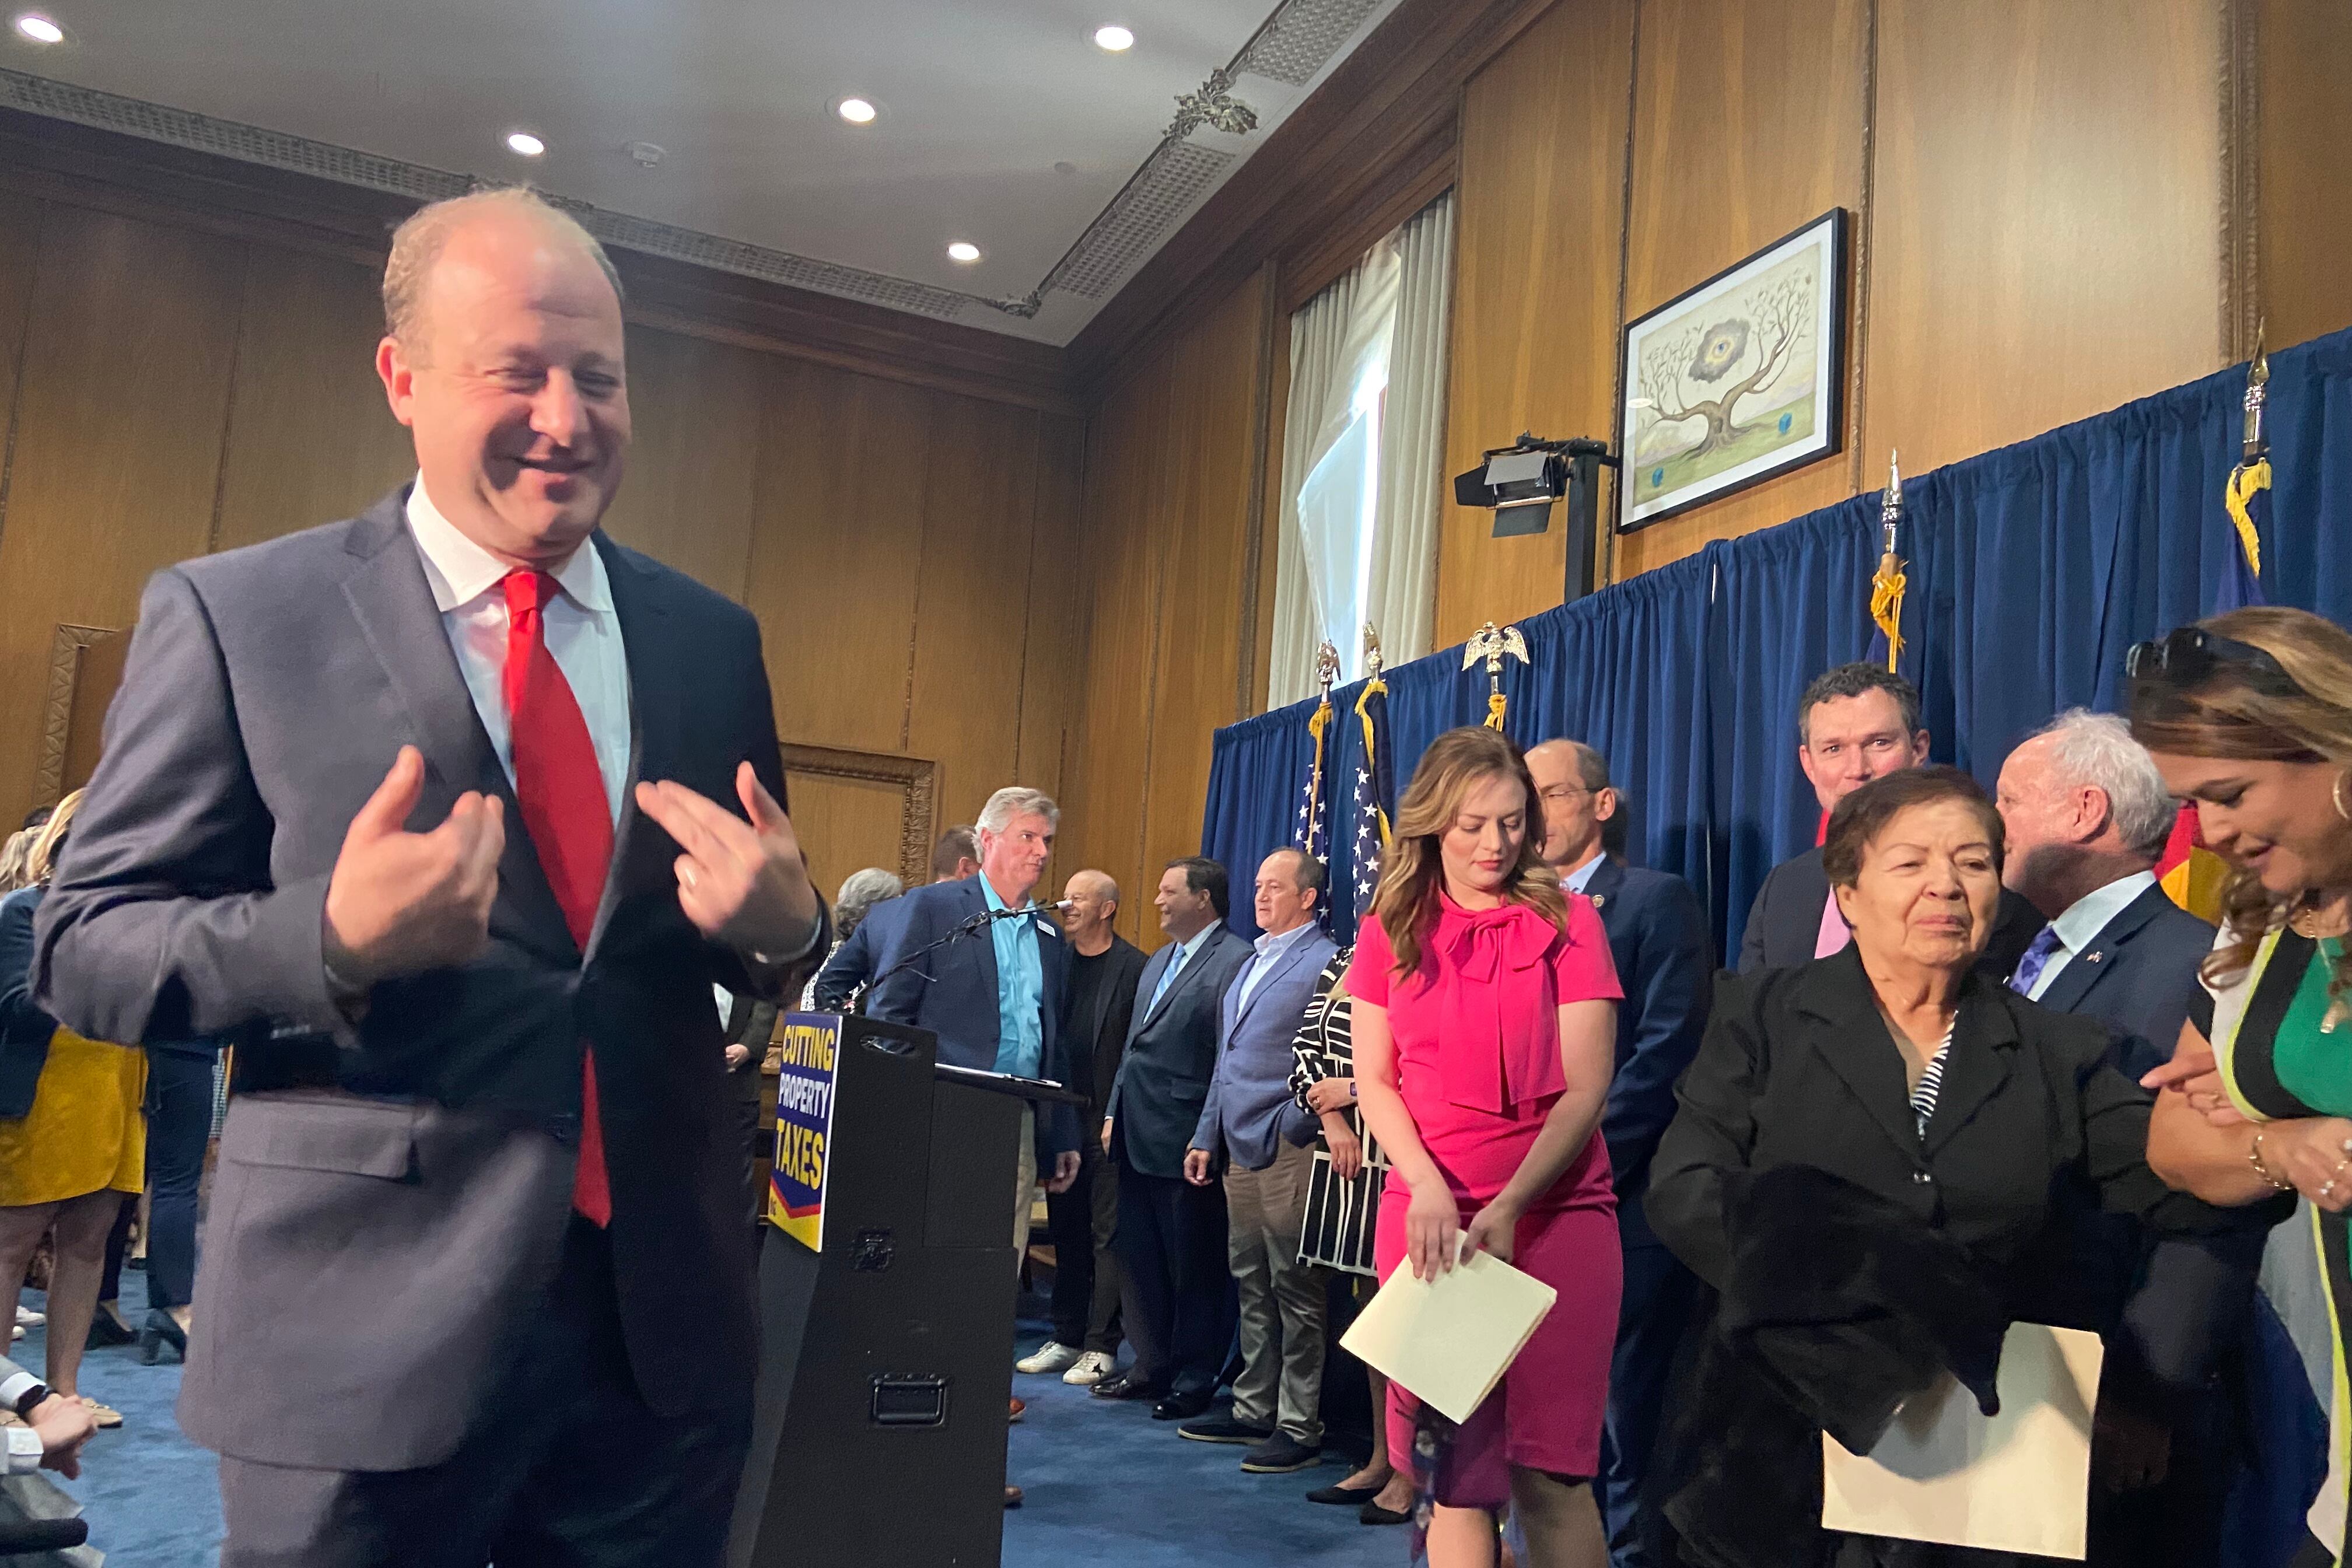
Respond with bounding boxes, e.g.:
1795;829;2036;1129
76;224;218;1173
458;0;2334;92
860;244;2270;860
1350;892;1623;1504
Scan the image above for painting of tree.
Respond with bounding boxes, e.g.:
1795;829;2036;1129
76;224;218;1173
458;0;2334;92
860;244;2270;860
1635;270;1811;460
1619;210;1846;531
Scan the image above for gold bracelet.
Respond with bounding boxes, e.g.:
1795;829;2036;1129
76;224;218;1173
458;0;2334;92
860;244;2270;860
2249;1130;2296;1193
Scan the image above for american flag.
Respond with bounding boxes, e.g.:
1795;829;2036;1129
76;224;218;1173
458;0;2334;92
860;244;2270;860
1348;674;1394;912
1294;694;1332;867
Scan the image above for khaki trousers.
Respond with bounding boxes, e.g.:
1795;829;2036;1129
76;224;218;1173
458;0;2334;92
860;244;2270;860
1223;1140;1325;1444
1012;1105;1038;1270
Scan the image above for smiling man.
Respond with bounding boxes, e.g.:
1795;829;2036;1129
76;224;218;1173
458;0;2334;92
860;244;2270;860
33;187;826;1567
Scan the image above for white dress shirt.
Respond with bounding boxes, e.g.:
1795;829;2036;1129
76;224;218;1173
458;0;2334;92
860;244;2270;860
2024;870;2158;1002
1234;919;1322;1016
405;480;632;823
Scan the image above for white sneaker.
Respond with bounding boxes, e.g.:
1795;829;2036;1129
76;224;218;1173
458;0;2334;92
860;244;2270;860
1062;1350;1118;1387
13;1306;40;1328
1015;1340;1083;1376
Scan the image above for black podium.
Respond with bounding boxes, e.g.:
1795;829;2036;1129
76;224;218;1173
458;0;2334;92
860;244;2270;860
726;1012;1081;1568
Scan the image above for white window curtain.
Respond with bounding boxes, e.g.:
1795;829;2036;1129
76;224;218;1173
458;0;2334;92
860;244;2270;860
1268;192;1455;708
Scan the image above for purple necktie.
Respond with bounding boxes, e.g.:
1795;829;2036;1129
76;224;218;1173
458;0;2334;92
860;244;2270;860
2010;925;2064;996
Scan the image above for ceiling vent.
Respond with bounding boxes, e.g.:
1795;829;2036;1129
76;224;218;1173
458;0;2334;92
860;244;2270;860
1242;0;1388;86
1043;141;1231;302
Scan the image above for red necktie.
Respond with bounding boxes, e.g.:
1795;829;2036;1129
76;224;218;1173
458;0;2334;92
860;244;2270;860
503;570;616;1227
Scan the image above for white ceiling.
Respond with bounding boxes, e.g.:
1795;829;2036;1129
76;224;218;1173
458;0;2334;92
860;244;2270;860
0;0;1402;343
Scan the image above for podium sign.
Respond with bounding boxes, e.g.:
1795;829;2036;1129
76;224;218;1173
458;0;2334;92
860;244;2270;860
767;1013;842;1252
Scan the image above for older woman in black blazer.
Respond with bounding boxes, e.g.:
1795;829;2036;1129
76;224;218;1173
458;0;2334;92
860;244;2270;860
1646;766;2228;1568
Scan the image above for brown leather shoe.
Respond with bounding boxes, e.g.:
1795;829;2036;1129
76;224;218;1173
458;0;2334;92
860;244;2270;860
1009;1395;1027;1422
1003;1485;1024;1508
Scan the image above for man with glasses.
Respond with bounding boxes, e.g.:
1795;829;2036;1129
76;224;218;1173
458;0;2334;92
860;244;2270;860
1526;740;1712;1568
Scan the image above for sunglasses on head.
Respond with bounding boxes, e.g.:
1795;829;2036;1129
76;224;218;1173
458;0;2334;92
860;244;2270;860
2124;626;2305;696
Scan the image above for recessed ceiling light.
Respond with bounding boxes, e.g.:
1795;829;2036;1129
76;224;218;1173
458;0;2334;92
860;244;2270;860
836;97;878;125
1094;24;1135;52
506;131;545;158
946;242;982;264
13;13;64;43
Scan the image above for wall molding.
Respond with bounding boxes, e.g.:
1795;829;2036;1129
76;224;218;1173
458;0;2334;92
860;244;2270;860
36;622;124;806
779;743;939;890
2219;0;2262;363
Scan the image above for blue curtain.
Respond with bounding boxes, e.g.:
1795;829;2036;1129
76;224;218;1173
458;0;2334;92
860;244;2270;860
1198;699;1322;941
1200;321;2352;953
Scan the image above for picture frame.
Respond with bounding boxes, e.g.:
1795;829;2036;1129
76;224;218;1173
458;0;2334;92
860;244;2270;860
1617;208;1847;532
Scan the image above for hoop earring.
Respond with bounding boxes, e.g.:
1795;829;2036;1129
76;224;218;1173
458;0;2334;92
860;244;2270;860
2336;771;2352;824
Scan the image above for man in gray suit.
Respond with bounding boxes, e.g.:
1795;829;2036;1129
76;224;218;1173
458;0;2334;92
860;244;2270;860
1093;858;1250;1418
32;189;824;1567
1178;849;1338;1472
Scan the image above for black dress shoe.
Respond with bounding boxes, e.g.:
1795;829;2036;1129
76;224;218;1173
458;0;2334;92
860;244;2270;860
85;1308;136;1350
138;1308;188;1366
1359;1499;1412;1527
1152;1388;1214;1421
1090;1372;1165;1402
1306;1480;1386;1505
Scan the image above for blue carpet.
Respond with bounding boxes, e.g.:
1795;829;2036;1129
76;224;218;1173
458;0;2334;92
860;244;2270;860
18;1277;1390;1566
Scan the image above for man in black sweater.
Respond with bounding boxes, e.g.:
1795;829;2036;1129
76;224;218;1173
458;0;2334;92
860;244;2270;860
1017;869;1146;1386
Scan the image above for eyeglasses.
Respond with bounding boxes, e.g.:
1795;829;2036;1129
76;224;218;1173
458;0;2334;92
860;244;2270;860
2125;626;2305;697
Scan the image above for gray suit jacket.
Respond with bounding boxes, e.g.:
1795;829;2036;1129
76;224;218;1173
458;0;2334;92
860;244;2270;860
1106;926;1250;1180
31;489;808;1474
1192;927;1338;1172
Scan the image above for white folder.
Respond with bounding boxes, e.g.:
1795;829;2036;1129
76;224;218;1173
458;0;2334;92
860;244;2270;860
1821;1322;2104;1560
1339;1248;1558;1424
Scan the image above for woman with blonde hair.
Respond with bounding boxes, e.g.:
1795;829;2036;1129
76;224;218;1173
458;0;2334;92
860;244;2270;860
0;790;146;1430
2133;607;2352;1568
1346;726;1622;1566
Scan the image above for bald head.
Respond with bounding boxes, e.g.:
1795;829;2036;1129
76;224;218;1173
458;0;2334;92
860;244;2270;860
1059;868;1122;949
1527;738;1616;872
376;188;632;570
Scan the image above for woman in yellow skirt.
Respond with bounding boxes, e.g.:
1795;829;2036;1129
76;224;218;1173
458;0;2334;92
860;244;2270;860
0;791;145;1431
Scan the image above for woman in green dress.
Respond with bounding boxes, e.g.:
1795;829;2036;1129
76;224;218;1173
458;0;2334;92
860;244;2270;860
2134;607;2352;1567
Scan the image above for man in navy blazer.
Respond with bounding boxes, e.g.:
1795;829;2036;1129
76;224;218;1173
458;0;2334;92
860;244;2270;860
1530;741;1713;1568
1094;858;1251;1416
1177;849;1338;1471
810;826;977;1009
1996;710;2263;1568
863;791;1080;1245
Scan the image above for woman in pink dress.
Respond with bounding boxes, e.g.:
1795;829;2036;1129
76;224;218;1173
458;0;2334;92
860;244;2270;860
1349;726;1623;1567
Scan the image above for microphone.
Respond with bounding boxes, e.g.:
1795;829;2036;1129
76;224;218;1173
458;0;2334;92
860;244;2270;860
979;899;1073;922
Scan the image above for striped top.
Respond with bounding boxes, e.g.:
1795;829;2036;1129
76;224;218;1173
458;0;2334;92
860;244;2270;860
1909;1019;1958;1138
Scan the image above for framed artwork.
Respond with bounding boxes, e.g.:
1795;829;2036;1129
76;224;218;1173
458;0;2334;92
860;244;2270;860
1618;208;1847;532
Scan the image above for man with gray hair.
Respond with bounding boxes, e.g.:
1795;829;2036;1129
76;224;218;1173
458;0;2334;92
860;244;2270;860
1995;709;2258;1566
1994;708;2213;1056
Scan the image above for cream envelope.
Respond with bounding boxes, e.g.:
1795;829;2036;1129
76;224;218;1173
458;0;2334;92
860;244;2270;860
1821;1322;2104;1560
1339;1248;1558;1424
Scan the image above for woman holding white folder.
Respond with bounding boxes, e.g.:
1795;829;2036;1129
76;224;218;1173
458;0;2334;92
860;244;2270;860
1347;726;1624;1567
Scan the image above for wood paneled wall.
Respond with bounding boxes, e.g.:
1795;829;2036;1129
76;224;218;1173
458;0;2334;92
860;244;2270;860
1057;271;1276;946
0;190;1082;901
1432;0;2342;635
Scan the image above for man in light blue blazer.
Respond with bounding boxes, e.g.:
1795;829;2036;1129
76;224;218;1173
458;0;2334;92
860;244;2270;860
1178;849;1338;1473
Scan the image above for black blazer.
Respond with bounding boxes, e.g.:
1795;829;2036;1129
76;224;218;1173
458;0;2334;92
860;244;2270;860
1649;949;2230;1325
722;989;779;1102
1736;844;2043;981
863;874;1077;1158
0;888;54;1118
1070;935;1147;1126
1105;926;1251;1180
1583;856;1713;1243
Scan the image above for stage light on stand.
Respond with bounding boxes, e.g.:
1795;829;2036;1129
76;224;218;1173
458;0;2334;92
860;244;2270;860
1453;433;1617;604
